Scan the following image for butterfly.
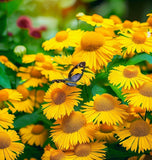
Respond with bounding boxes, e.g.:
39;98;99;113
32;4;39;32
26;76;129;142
51;62;86;86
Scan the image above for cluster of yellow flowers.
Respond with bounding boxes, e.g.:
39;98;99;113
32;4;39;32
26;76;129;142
1;12;152;160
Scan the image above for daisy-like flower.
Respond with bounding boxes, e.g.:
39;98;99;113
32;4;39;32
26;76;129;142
95;123;118;143
117;119;152;153
54;55;95;86
0;108;15;129
108;65;151;90
95;27;116;39
66;141;106;160
35;61;64;81
42;82;82;120
0;88;22;112
72;31;116;71
0;127;24;160
77;13;114;28
19;124;48;147
123;81;152;111
139;154;152;160
51;111;95;150
10;85;34;113
17;66;47;88
82;93;127;125
0;55;18;71
41;144;66;160
117;31;152;58
42;29;84;51
109;15;122;24
29;89;45;108
126;104;146;119
22;53;53;64
140;13;152;29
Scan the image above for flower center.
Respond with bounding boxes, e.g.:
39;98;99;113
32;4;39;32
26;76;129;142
0;132;11;149
99;124;114;133
132;32;146;44
129;120;150;137
139;82;152;97
0;89;9;102
81;31;105;51
42;62;53;70
30;68;42;78
94;94;115;111
147;16;152;26
123;65;139;78
36;90;45;103
35;53;45;62
74;143;91;157
51;88;66;105
17;85;29;101
110;15;122;24
62;112;86;133
0;56;8;62
55;31;68;42
92;14;103;23
31;124;45;135
50;150;65;160
123;20;132;28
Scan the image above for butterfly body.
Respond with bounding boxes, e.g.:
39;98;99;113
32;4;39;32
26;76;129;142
51;62;86;86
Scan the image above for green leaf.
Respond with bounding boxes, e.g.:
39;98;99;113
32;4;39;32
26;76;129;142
92;84;107;96
14;111;41;130
0;64;11;88
109;84;126;102
126;53;152;65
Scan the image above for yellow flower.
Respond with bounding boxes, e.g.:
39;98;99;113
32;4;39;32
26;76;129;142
42;29;84;51
0;127;24;160
41;144;66;160
29;89;45;108
139;154;152;160
78;13;114;28
35;61;63;81
117;31;152;58
108;65;151;90
17;66;47;88
22;53;53;63
66;141;106;160
95;123;118;143
42;82;82;120
51;111;95;150
10;85;35;113
0;55;18;71
117;119;152;153
140;13;152;29
72;31;116;71
82;93;128;125
0;89;22;112
54;55;95;86
123;81;152;111
0;108;15;129
127;156;138;160
110;15;122;24
19;124;48;147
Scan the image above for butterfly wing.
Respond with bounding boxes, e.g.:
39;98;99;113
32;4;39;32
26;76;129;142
51;79;66;83
68;62;86;82
51;62;86;86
